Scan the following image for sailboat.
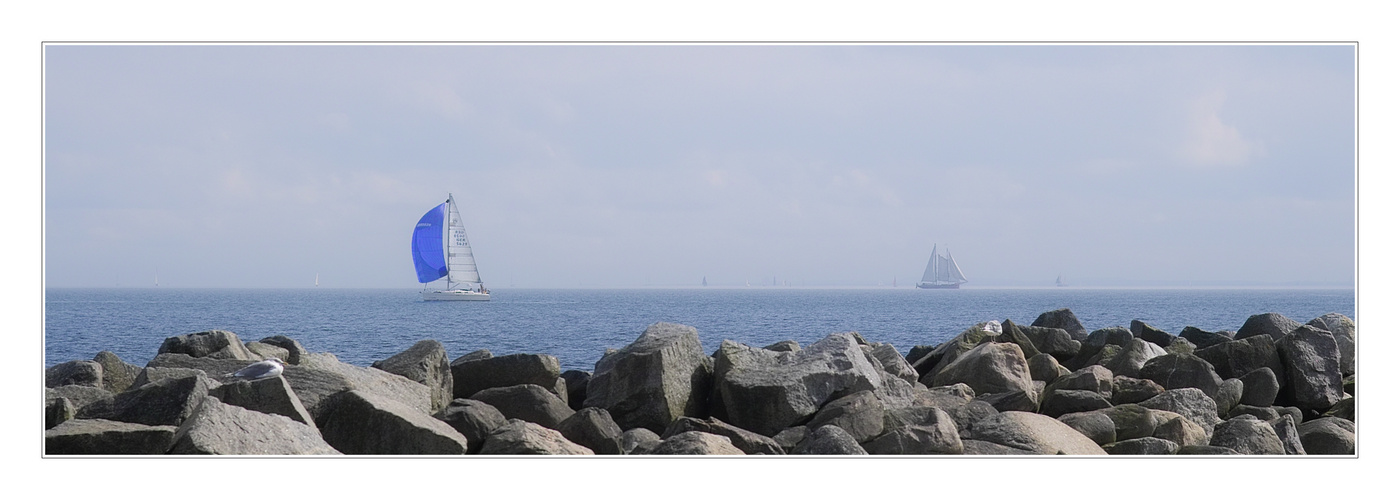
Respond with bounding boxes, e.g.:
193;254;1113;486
916;245;968;289
1056;274;1066;287
412;194;490;301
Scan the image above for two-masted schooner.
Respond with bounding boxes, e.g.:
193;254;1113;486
916;245;968;289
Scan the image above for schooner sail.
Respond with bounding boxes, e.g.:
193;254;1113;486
412;194;490;301
917;245;967;289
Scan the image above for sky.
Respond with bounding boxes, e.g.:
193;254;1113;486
42;44;1356;288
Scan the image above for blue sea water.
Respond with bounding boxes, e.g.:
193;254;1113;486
44;287;1355;372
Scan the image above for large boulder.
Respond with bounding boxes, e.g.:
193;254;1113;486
1057;411;1116;445
208;375;316;426
1027;353;1069;383
560;369;591;411
1046;365;1114;398
1016;324;1081;364
805;390;886;443
964;411;1107;455
1277;325;1345;410
92;351;141;393
244;341;290;362
479;419;594;455
1209;416;1285;455
101;373;217;426
1138;352;1222;398
867;342;920;385
1130;320;1175;348
557;407;624;455
48;385;114;420
158;330;257;360
451;352;562;400
45;360;103;389
1307;313;1355;376
926;342;1034;397
663;416;784;455
316;390;468;455
713;332;888;436
1238;367;1281;407
143;353;253;382
1296;417;1355;455
1137;388;1222;439
1111;376;1165;405
169;396;340;455
469;384;574;429
1194;334;1284;387
1031;309;1088;341
433;399;507;454
371;339;454;413
1099;338;1167;378
793;425;867;455
650;431;746;455
1039;390;1112;418
279;352;433;420
46;397;74;430
911;322;1004;379
1179;327;1232;350
862;406;962;455
997;320;1044;359
619;427;662;455
1270;414;1306;455
257;335;308;365
583;322;712;433
1236;313;1303;342
1103;437;1180;455
45;419;177;455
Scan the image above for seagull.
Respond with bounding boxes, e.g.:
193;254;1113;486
226;358;286;380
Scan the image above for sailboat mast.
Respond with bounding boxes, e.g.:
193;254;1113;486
443;195;453;290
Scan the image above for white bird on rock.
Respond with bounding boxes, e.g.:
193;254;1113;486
227;358;286;380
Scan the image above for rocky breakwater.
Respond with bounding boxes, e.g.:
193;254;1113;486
44;309;1357;456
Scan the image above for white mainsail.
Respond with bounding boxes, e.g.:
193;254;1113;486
444;194;482;287
918;244;967;288
921;246;940;283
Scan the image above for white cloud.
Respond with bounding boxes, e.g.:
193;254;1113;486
1181;90;1263;167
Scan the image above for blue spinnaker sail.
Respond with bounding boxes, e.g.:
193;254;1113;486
411;203;449;283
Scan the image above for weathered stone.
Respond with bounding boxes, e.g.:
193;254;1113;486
1091;404;1159;441
1130;320;1175;348
649;430;745;455
976;389;1039;413
45;360;103;389
1152;413;1209;447
1193;334;1284;387
763;340;801;352
1110;376;1164;405
158;330;257;360
1278;325;1344;410
103;373;216;426
45;419;177;455
132;366;209;389
1178;445;1242;454
1228;405;1279;420
1236;313;1303;342
560;369;591;411
1057;411;1116;445
913;383;975;410
867;342;919;385
806;390;886;443
961;439;1039;455
911;322;1004;379
1046;365;1114;398
1085;327;1135;350
1099;338;1167;378
1307;313;1355;376
997;320;1043;359
433;399;507;454
1179;326;1231;350
452;352;561;400
1138;388;1222;439
661;416;782;455
1031;309;1088;340
1210;416;1285;455
1322;397;1354;422
1214;378;1243;417
905;345;936;366
584;322;711;433
49;385;114;419
862;406;962;455
1017;324;1081;364
316;389;468;454
793;425;868;455
257;335;307;365
145;353;263;382
469;384;574;429
1040;390;1112;418
619;427;662;455
927;342;1034;397
1139;352;1222;398
1296;417;1355;455
480;419;594;455
1166;337;1197;355
1027;353;1067;383
370;340;453;414
965;411;1107;455
557;407;623;455
1068;343;1121;372
279;352;433;420
1103;437;1179;455
169;396;339;455
1238;367;1280;407
208;375;315;426
92;351;141;393
46;396;75;430
714;332;887;436
772;426;810;453
945;400;999;435
1269;414;1306;455
244;341;290;362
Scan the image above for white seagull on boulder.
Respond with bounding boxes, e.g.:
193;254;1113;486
227;358;286;380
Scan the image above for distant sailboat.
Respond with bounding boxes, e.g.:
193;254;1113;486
154;272;158;287
916;245;968;289
702;276;708;287
1056;274;1066;287
412;194;490;301
315;273;319;287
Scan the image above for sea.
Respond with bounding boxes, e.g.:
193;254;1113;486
44;287;1356;372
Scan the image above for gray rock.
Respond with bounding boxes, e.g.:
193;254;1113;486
451;352;561;400
1238;366;1281;407
945;401;999;435
1210;416;1285;455
1040;390;1112;418
714;332;887;436
1193;334;1284;387
469;384;575;429
132;366;213;389
257;335;307;364
793;425;868;455
371;339;453;414
1152;413;1209;448
1166;337;1197;355
1322;397;1354;422
1296;417;1355;455
1103;437;1180;455
1307;313;1355;376
961;439;1039;455
46;396;74;430
1031;308;1088;340
103;373;216;426
965;411;1107;455
145;353;264;382
1085;327;1135;350
1027;353;1068;383
1138;352;1223;398
1099;338;1167;378
48;385;114;419
560;369;591;411
45;419;177;455
772;426;810;453
1270;414;1306;455
619;427;662;455
1130;320;1175;348
584;322;711;433
913;383;976;410
433;399;507;454
1090;404;1161;441
910;322;1004;379
997;320;1043;359
1110;376;1165;405
1179;326;1232;350
280;352;433;420
867;342;920;385
208;375;315;426
1138;388;1222;439
975;389;1039;413
1057;411;1116;445
169;396;340;455
862;406;962;455
763;340;802;352
1177;445;1242;455
1016;324;1081;364
92;351;141;393
927;342;1034;396
649;430;745;455
1236;313;1303;342
316;389;468;454
557;407;623;455
806;390;886;443
1228;405;1279;421
662;416;783;455
1046;365;1114;398
244;341;290;362
453;348;493;364
158;330;257;360
1214;378;1243;417
1278;325;1344;410
480;419;594;455
45;360;103;389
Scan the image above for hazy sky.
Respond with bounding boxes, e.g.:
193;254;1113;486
43;44;1355;288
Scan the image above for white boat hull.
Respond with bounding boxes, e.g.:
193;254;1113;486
421;289;491;301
